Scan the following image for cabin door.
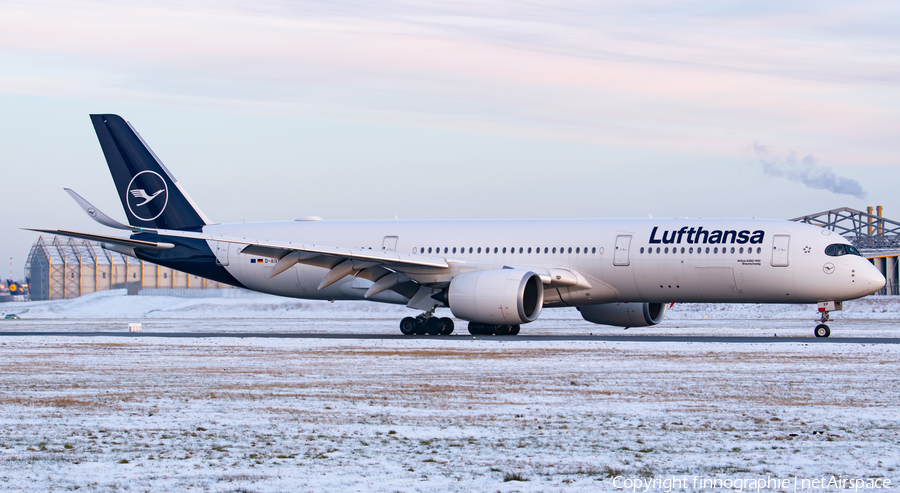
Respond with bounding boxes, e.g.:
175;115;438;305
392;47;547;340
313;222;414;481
771;235;790;267
614;235;631;266
382;236;399;252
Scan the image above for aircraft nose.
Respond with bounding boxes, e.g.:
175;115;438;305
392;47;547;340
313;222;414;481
861;261;886;295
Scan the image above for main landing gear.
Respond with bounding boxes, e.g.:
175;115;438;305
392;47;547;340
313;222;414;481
397;312;522;336
399;312;454;336
467;322;520;336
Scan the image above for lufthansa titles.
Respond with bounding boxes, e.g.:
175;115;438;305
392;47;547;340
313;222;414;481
649;226;764;245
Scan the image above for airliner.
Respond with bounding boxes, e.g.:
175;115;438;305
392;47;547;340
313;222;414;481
28;115;885;337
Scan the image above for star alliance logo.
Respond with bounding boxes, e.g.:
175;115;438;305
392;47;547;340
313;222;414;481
125;170;168;222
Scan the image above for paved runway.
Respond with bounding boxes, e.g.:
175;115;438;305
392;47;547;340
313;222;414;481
0;331;897;343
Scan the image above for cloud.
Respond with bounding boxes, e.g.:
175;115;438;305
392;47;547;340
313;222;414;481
1;2;899;162
754;143;867;199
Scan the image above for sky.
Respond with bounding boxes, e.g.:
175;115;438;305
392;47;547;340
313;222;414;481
2;0;900;280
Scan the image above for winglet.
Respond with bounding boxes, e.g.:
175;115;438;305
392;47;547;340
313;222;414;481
64;188;140;232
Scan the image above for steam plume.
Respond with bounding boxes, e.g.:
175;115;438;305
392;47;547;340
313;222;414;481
753;143;867;199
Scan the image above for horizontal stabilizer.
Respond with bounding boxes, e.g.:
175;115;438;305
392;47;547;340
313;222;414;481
64;188;139;232
23;229;174;250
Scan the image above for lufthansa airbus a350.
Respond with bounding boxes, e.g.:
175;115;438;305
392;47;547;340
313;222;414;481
28;115;885;337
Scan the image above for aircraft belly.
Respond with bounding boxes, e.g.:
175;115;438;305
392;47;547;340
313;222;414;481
223;248;356;300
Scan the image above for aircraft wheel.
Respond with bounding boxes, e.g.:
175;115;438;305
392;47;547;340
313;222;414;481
400;317;417;335
468;322;490;335
425;317;443;335
814;324;830;338
494;325;511;336
440;317;454;335
415;318;428;335
510;325;520;335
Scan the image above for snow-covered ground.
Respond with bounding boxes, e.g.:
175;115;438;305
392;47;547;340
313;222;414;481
0;293;898;491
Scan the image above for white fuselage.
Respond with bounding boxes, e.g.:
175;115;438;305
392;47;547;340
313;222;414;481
203;218;885;308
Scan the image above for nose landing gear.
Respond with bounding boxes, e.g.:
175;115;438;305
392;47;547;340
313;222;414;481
814;301;841;338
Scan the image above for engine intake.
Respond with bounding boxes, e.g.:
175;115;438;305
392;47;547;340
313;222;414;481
447;269;543;325
577;302;667;328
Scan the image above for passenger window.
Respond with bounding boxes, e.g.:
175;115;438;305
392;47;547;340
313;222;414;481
730;247;735;254
544;247;548;254
477;247;482;254
592;247;596;254
502;247;507;254
452;247;457;254
640;247;645;253
576;247;580;254
706;247;710;253
443;247;447;254
428;247;432;254
519;247;523;254
413;247;418;253
664;247;669;254
680;247;685;253
757;247;761;254
567;247;572;254
552;247;557;254
689;247;693;253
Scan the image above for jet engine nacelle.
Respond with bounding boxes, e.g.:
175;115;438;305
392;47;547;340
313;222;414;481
447;269;544;325
577;302;667;328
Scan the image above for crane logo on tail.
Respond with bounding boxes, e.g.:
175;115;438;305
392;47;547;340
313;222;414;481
125;170;168;221
130;188;164;206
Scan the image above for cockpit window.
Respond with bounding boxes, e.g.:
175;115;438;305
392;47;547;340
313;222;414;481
825;244;862;257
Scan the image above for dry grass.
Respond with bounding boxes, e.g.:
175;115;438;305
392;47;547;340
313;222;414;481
0;395;113;409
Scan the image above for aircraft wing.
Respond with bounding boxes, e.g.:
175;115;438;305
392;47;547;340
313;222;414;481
30;224;589;301
150;228;449;268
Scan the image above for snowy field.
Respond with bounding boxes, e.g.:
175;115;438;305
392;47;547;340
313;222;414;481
0;292;898;491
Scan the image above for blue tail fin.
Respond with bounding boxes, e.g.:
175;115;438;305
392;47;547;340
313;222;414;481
90;114;209;231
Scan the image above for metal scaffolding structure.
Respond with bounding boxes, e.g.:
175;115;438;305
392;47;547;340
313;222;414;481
789;206;900;295
789;206;900;254
25;236;233;301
